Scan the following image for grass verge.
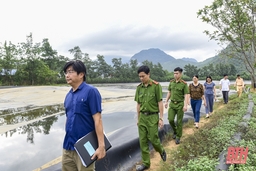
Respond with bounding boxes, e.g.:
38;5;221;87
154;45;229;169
158;93;255;171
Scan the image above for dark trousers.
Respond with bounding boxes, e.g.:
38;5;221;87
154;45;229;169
222;91;229;103
205;94;214;113
190;99;202;122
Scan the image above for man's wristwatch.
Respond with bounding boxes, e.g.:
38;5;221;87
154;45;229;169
159;117;163;121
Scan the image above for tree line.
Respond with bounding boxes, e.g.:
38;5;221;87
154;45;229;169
0;33;248;86
0;33;170;85
183;63;251;81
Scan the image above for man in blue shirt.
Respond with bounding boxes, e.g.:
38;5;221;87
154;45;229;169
62;60;106;171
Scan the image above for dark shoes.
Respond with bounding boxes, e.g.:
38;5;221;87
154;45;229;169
160;150;166;161
136;164;149;171
172;133;176;139
175;138;180;144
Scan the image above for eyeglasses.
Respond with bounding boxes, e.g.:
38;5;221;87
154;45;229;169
64;70;75;75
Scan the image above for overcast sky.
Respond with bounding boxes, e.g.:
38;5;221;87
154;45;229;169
0;0;221;62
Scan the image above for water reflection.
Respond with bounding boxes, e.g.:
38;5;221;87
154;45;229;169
0;114;66;171
0;104;64;126
0;103;136;171
2;115;60;144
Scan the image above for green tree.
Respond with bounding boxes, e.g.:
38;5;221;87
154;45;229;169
19;33;42;85
215;63;230;76
69;46;84;60
95;55;112;78
184;64;200;78
54;55;70;84
0;41;18;85
230;64;237;75
18;33;57;85
82;53;96;82
151;63;167;81
112;58;123;78
129;59;139;81
40;38;58;71
197;0;256;87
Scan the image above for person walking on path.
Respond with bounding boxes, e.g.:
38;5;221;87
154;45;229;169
204;76;216;118
62;60;106;171
219;74;230;104
234;74;244;98
187;75;206;128
164;67;189;144
134;65;166;171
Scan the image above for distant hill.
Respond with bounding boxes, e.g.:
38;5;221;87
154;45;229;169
130;48;200;71
197;55;245;73
162;59;198;72
104;48;246;73
181;57;198;63
131;48;176;64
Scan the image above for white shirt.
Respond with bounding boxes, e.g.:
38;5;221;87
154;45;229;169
219;78;230;91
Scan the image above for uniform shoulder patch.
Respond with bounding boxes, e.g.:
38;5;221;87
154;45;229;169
180;79;187;84
152;80;159;84
170;79;175;82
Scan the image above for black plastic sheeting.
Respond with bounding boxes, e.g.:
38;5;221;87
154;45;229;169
95;125;141;171
95;123;179;171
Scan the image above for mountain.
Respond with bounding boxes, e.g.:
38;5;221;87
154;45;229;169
181;57;198;63
128;48;244;72
131;48;176;64
130;48;199;71
104;48;245;73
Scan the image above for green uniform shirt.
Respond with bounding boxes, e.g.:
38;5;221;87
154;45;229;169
135;79;162;112
168;79;189;102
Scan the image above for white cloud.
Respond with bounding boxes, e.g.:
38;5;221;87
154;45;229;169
0;0;220;62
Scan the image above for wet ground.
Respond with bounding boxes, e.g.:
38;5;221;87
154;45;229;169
0;81;241;171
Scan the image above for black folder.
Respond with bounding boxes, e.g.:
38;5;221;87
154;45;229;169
74;130;112;167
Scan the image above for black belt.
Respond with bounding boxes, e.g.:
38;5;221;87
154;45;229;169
141;112;158;115
171;100;183;104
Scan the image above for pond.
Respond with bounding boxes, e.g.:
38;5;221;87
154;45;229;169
0;104;137;171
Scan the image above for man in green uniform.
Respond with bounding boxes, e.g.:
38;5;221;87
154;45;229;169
134;65;166;171
164;67;189;144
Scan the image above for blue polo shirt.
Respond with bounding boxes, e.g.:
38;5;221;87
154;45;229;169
63;82;102;150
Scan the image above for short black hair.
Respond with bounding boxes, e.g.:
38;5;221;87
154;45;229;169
206;75;212;82
193;75;199;79
237;74;240;77
223;74;228;77
174;67;183;73
137;65;150;74
63;60;86;81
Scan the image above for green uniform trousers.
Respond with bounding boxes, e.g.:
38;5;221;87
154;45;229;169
168;101;184;138
62;149;95;171
138;113;164;167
